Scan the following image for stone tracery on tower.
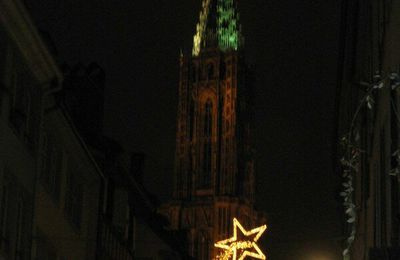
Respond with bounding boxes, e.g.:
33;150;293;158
159;0;266;258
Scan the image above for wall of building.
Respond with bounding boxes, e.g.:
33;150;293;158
0;1;193;259
337;1;400;259
0;1;102;259
0;9;50;259
33;107;102;259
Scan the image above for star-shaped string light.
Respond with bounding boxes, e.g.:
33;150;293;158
215;218;267;260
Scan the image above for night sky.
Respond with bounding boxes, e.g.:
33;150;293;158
27;1;342;259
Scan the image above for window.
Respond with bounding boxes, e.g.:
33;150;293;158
204;101;212;137
220;61;226;80
41;133;62;202
201;143;212;186
126;209;135;251
0;28;7;77
65;167;83;230
0;28;8;114
218;207;228;237
191;64;197;83
0;183;8;247
195;231;209;260
207;63;214;80
189;101;195;141
199;100;213;189
8;62;37;149
9;69;26;131
14;199;23;260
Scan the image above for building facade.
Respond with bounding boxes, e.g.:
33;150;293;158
0;1;104;259
0;0;186;259
336;0;400;259
160;0;266;259
95;140;186;260
0;0;62;258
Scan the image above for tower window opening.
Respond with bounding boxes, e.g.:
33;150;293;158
191;65;197;83
204;100;212;137
190;101;195;141
196;232;210;260
220;61;226;80
199;100;213;189
207;63;214;80
202;143;212;187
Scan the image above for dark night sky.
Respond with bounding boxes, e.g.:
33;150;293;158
27;1;342;259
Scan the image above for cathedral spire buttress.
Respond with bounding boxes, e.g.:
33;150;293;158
193;0;243;56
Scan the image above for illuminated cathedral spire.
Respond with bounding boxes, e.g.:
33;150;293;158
159;1;266;258
192;0;243;56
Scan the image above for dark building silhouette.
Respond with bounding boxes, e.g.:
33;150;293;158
0;0;188;259
336;0;400;259
95;139;187;260
160;0;266;259
0;1;102;258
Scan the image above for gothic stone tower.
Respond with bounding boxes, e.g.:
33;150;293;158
160;1;265;259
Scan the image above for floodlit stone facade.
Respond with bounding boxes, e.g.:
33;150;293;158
160;1;266;259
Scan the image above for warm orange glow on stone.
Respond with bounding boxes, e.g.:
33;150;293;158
214;218;267;260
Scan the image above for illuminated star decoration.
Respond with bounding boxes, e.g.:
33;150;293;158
215;218;267;260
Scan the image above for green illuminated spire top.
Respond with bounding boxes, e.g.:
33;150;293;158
192;0;243;56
